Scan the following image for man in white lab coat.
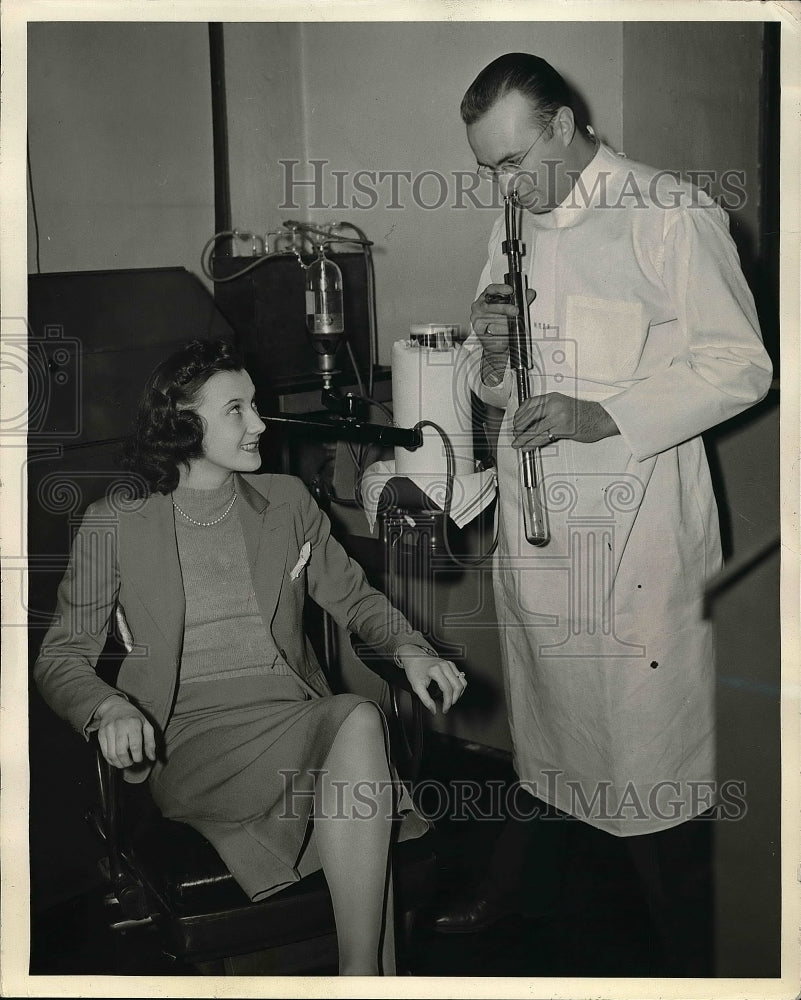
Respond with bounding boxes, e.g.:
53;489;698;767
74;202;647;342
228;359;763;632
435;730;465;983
430;53;773;973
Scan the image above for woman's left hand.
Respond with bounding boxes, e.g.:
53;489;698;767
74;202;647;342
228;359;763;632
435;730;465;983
395;644;467;714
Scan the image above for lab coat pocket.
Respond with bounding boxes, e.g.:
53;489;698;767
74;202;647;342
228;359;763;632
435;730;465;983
566;295;645;383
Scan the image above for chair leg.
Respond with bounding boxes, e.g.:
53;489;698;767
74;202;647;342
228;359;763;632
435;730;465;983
395;908;418;975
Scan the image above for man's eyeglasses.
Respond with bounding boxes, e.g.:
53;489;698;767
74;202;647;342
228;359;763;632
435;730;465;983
476;117;555;181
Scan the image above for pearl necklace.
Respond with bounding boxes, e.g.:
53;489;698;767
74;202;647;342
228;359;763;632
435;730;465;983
172;491;237;527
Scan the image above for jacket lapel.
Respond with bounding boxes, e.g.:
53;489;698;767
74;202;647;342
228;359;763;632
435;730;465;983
125;491;185;650
236;475;292;627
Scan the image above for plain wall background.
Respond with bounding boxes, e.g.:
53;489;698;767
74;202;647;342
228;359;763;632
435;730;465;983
622;21;781;978
26;22;215;277
224;22;306;253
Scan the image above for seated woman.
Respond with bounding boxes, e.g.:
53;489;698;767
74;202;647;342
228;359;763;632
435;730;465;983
33;337;467;976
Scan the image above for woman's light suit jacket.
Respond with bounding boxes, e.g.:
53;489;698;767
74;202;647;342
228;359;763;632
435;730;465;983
34;473;429;782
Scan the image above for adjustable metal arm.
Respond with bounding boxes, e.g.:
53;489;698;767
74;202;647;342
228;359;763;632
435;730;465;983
262;411;424;450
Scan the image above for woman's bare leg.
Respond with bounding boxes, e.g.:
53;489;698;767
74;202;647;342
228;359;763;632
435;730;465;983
315;702;396;975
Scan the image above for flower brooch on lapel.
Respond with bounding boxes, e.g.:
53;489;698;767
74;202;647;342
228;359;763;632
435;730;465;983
115;605;135;654
290;541;312;580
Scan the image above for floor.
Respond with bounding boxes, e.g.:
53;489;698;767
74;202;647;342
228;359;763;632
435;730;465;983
29;734;701;981
405;737;669;979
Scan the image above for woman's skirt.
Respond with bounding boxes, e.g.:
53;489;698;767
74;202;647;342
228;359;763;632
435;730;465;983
148;672;429;901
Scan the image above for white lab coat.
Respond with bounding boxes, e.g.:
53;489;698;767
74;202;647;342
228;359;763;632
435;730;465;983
459;142;772;835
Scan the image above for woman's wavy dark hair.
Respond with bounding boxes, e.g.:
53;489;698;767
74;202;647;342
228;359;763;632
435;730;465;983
122;338;245;495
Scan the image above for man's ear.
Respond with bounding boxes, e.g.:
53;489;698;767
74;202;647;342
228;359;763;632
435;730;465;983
553;106;577;147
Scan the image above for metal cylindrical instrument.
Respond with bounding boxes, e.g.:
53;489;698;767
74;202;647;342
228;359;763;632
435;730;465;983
502;195;549;546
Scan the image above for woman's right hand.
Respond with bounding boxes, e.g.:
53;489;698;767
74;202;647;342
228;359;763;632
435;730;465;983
90;695;157;769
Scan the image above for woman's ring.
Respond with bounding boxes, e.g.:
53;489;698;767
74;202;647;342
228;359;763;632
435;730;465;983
458;671;466;679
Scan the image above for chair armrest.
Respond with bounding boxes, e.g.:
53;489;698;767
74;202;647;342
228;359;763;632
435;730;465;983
349;637;425;781
89;736;151;921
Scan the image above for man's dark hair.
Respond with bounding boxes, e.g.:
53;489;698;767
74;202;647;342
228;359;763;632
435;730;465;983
460;52;586;134
122;337;245;495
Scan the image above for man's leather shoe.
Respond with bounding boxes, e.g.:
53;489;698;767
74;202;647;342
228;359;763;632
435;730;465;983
428;894;516;934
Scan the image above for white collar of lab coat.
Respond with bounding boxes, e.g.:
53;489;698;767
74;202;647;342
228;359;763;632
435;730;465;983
529;140;629;230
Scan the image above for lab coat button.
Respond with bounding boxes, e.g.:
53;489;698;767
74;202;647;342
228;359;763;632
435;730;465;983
279;648;287;659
